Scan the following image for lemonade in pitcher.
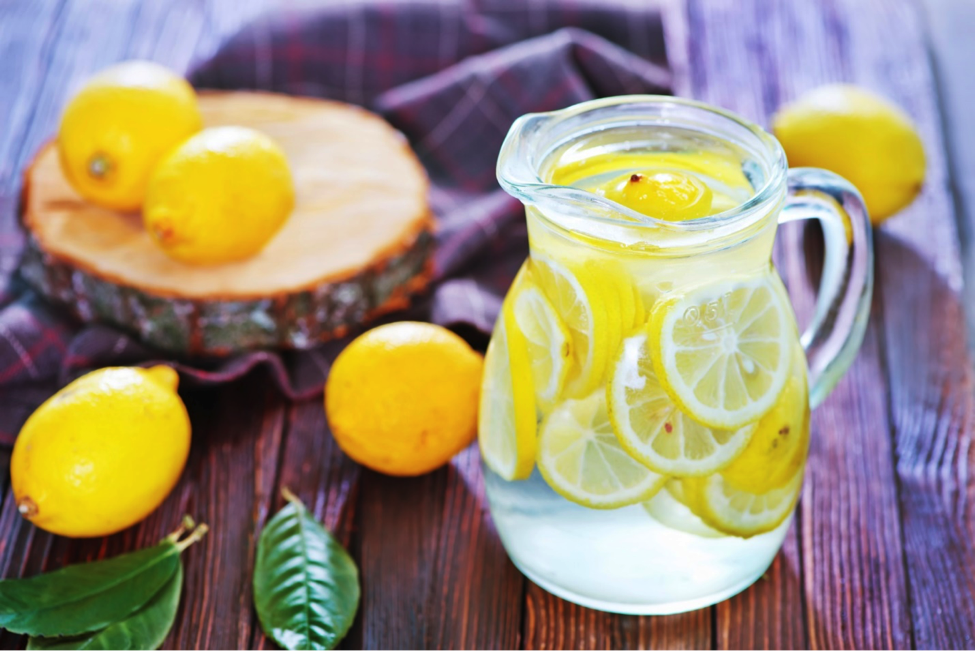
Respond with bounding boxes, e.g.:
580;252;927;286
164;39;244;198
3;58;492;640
479;97;872;614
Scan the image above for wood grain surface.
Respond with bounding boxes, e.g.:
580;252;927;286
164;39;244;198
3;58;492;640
0;0;972;649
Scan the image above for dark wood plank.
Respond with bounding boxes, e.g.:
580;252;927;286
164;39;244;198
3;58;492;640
685;0;916;648
850;1;975;647
876;225;975;649
616;610;712;651
523;587;590;651
421;448;525;650
715;526;806;650
923;0;975;360
523;584;711;650
0;0;67;292
250;399;362;650
801;330;910;649
168;373;286;650
357;445;525;649
0;450;35;650
0;0;67;194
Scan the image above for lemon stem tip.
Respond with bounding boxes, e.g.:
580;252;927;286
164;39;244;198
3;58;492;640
16;497;38;518
87;153;112;179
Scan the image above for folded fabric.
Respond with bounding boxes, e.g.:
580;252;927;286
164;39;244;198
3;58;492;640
0;0;671;444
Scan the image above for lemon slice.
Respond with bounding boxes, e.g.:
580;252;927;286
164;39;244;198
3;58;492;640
478;306;537;481
650;275;793;430
665;477;689;503
630;285;647;333
537;391;666;509
617;273;645;336
530;256;613;397
682;464;804;538
642;480;724;538
586;261;642;372
593;260;643;336
608;331;756;476
720;346;810;493
511;282;572;412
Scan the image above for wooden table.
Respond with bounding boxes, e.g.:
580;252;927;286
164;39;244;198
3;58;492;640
1;0;973;648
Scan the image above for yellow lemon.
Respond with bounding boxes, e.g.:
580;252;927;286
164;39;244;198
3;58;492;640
325;322;483;476
11;366;191;538
57;60;202;211
772;84;926;223
144;126;295;265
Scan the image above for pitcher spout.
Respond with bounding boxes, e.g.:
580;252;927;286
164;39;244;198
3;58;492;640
497;109;652;225
496;112;553;204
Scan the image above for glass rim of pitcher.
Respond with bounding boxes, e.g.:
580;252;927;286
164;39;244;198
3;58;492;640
496;95;789;234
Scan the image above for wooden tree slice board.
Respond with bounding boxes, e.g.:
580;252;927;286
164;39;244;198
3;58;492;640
20;91;434;355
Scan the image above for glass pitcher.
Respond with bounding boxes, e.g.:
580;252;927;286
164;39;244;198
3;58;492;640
478;96;872;615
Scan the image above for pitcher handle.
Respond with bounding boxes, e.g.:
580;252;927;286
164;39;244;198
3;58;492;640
779;167;874;408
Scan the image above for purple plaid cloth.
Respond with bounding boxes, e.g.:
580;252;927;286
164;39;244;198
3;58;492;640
0;0;671;444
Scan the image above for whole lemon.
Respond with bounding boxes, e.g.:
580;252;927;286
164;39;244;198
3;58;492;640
772;84;926;223
144;126;295;265
325;322;484;476
57;60;202;211
12;366;191;538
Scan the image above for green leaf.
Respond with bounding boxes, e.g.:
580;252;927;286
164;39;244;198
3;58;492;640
27;561;183;651
0;542;179;637
254;490;360;650
0;518;207;638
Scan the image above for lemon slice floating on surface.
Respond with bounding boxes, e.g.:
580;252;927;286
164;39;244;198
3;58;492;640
478;306;537;481
608;330;756;476
530;256;614;397
650;275;793;430
595;169;714;222
720;346;810;494
511;281;572;412
537;392;666;509
681;465;804;538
